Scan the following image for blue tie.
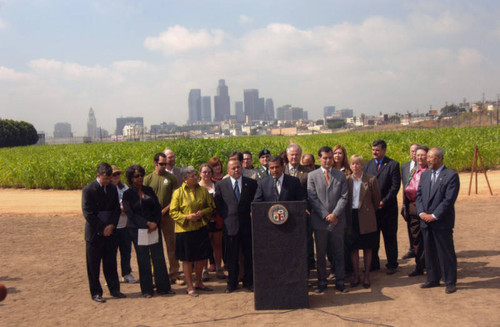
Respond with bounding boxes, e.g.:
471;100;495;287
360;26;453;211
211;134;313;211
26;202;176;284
234;180;240;201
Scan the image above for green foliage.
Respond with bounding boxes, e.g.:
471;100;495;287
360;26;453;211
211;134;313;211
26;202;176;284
0;119;39;148
0;127;498;189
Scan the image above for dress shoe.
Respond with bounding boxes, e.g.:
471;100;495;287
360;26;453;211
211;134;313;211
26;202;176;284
110;291;126;298
420;281;440;288
402;251;416;260
195;286;214;292
92;295;106;303
216;268;227;279
143;293;153;298
157;289;176;295
202;269;210;282
363;282;371;289
370;265;380;272
386;268;397;275
314;286;326;294
246;286;254;292
335;284;349;293
408;269;424;277
351;277;361;288
122;273;137;283
445;284;457;294
224;287;236;293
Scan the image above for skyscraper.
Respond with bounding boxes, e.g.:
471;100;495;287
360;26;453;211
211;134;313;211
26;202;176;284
188;89;202;124
201;96;212;122
265;99;275;121
116;117;143;135
87;107;97;139
214;79;230;122
323;106;336;118
235;101;245;123
243;89;259;121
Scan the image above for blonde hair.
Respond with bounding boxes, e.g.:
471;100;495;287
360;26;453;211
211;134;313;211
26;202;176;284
349;154;364;165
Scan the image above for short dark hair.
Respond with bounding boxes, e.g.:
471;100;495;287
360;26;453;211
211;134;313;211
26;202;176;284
154;152;166;163
228;151;243;162
268;155;284;165
318;146;332;158
126;165;146;185
372;139;387;149
303;153;315;163
242;151;252;157
416;145;429;153
97;162;113;176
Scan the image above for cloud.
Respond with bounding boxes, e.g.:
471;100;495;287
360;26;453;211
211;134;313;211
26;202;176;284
144;25;226;55
28;59;123;83
0;66;31;81
239;14;254;25
112;60;151;73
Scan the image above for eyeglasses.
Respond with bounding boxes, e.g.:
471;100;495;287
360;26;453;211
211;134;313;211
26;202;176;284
133;174;144;178
157;162;167;166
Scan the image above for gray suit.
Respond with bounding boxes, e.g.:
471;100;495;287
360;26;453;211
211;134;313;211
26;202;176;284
307;167;348;288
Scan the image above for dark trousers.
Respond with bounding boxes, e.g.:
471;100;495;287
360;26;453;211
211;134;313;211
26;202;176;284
86;234;120;297
224;233;253;289
130;229;171;295
404;208;415;254
314;228;345;288
307;218;316;270
372;208;399;270
409;210;425;271
116;227;132;277
422;227;457;285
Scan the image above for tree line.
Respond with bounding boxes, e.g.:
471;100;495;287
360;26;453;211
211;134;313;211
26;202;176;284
0;119;39;148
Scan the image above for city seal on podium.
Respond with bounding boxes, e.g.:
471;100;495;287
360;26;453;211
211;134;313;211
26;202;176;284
267;204;289;225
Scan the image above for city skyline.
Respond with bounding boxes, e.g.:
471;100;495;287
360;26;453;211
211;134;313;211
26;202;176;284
1;1;499;135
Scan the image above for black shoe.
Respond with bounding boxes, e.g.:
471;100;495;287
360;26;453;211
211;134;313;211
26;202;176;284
335;284;349;293
402;251;416;260
351;277;361;288
408;269;424;277
157;289;176;295
386;268;397;275
363;282;371;289
421;281;440;288
110;291;126;298
314;286;326;294
370;265;380;272
224;287;236;293
445;284;457;294
92;294;106;303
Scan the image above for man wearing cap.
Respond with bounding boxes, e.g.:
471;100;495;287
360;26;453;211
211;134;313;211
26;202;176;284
143;152;184;286
254;149;271;180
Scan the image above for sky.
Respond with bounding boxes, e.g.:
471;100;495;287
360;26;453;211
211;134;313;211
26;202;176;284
1;0;499;136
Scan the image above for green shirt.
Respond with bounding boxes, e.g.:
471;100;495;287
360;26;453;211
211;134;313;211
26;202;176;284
143;171;178;209
170;183;215;233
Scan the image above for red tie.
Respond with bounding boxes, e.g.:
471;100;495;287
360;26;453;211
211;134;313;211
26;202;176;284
324;169;330;184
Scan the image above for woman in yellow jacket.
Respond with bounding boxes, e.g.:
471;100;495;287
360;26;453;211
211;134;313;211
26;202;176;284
170;166;215;297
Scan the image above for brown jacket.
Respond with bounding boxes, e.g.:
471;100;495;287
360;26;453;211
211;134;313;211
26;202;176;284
348;173;381;235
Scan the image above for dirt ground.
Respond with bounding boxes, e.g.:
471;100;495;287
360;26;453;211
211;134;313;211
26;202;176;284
0;171;499;327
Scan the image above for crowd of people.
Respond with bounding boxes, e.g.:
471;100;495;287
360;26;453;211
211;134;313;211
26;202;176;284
81;139;460;303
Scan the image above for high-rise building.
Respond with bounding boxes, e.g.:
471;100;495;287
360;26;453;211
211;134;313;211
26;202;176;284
214;79;230;122
265;99;275;121
53;122;73;138
276;105;291;120
340;109;354;118
188;89;202;124
201;96;212;122
324;106;336;118
243;89;259;121
235;101;245;123
116;117;143;135
87;107;97;138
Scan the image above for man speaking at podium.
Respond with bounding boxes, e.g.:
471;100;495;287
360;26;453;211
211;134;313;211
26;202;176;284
253;155;306;202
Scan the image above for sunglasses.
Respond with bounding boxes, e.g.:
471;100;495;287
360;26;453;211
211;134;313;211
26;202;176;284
133;174;144;178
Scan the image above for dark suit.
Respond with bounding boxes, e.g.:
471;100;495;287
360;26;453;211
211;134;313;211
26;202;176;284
215;176;258;290
82;179;121;297
401;160;416;254
417;165;459;285
364;156;401;270
253;174;306;202
307;168;348;288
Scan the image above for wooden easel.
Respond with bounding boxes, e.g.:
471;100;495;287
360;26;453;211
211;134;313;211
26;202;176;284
468;145;493;195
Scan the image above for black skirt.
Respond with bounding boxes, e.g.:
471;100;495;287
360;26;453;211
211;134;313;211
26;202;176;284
175;227;211;262
350;209;378;250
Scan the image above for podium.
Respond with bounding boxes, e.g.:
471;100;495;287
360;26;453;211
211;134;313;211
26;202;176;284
251;201;309;310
